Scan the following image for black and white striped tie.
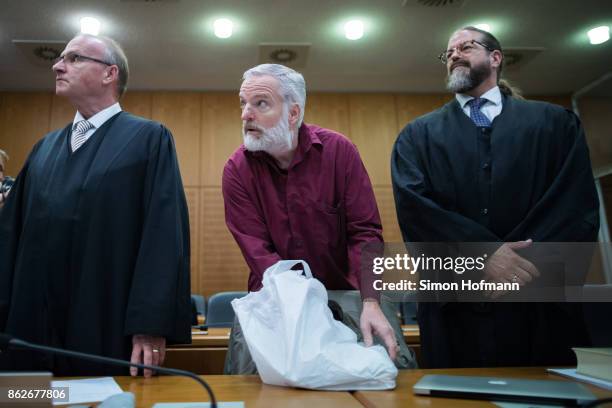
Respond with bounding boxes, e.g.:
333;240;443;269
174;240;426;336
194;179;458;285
71;120;94;152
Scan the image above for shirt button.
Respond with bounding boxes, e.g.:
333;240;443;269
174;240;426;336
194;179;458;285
482;162;490;170
295;239;303;248
482;208;488;215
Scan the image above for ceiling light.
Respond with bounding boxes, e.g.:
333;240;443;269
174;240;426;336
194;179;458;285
587;26;610;45
473;23;491;32
344;20;364;40
214;18;233;39
80;17;101;35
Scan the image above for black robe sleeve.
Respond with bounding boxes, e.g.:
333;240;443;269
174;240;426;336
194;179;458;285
123;125;191;344
504;110;599;242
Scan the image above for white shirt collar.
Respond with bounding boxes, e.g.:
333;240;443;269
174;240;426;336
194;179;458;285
73;102;122;130
455;86;502;109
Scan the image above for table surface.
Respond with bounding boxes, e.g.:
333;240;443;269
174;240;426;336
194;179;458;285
114;374;363;408
59;367;612;408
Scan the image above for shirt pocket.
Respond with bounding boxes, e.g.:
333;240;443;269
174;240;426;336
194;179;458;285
308;199;346;248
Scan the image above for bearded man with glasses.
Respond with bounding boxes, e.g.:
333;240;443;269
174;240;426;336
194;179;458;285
391;26;599;368
0;35;192;377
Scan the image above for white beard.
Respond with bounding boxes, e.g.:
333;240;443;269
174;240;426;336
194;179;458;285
446;66;474;93
242;105;294;156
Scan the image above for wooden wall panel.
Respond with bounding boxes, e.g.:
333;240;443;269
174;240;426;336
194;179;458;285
49;95;74;131
373;185;402;243
198;186;249;296
152;92;201;186
200;93;242;186
0;92;52;176
304;93;351;138
348;94;398;185
121;92;153;119
395;94;450;132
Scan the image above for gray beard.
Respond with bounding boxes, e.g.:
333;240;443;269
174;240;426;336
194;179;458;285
446;67;475;93
242;106;294;155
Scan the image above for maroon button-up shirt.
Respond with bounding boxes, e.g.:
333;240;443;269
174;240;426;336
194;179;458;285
222;123;383;299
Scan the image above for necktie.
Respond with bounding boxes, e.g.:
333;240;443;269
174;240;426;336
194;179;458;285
467;98;491;128
71;120;95;152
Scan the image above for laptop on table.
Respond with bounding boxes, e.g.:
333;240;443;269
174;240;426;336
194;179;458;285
413;374;596;406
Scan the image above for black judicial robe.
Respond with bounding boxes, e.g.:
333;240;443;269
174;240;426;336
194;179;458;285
391;95;600;368
0;112;191;375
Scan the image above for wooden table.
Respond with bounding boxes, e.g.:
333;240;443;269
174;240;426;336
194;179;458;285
165;326;421;374
114;375;363;408
106;367;612;408
353;367;612;407
63;367;612;407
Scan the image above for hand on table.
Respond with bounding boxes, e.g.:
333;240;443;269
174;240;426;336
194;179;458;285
130;334;166;377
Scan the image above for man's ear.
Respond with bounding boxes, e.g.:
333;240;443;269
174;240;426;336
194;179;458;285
288;103;301;128
103;65;119;86
490;50;503;70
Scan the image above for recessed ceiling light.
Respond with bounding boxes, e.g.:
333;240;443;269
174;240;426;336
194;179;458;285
344;20;364;40
214;18;233;39
474;23;491;32
587;26;610;45
80;17;101;35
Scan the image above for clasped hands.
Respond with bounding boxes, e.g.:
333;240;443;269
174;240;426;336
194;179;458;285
483;239;540;299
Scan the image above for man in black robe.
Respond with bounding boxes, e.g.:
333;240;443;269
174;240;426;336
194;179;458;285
0;34;191;376
391;26;600;368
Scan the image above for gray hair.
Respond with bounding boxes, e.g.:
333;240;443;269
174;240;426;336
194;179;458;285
242;64;306;127
79;34;129;98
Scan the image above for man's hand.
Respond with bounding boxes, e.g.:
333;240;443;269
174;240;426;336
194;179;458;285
360;300;398;360
484;239;540;298
130;334;166;378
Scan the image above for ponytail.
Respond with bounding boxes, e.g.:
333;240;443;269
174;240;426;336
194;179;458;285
498;79;524;99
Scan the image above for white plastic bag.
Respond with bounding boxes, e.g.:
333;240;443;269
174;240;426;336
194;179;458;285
231;260;398;390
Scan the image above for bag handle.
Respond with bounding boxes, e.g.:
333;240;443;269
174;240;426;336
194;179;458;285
268;260;313;279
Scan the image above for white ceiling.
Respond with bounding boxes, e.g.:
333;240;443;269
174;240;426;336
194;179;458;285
1;0;611;95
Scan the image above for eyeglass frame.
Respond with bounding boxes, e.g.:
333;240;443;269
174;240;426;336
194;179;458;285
438;39;496;64
53;52;113;67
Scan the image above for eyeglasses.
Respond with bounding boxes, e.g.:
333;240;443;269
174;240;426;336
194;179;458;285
438;40;495;64
53;52;112;66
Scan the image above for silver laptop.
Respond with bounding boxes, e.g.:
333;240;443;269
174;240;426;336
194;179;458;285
413;374;596;406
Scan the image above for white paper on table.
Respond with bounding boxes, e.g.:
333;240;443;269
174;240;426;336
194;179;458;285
51;377;123;405
547;368;612;390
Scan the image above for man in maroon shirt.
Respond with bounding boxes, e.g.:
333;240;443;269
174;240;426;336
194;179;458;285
222;64;415;373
